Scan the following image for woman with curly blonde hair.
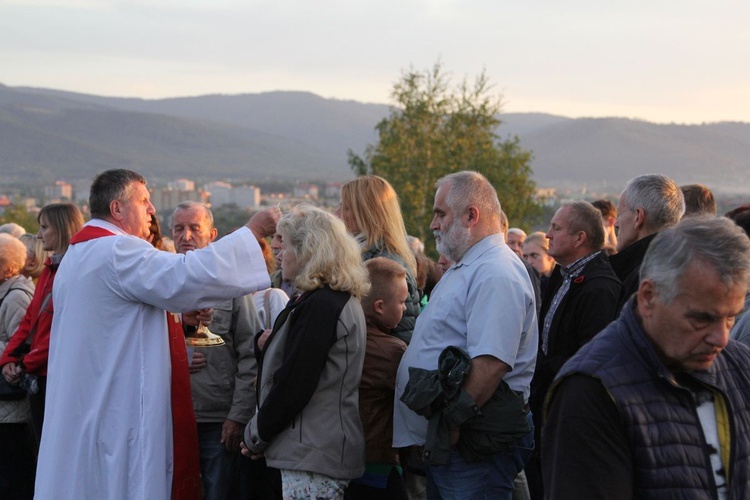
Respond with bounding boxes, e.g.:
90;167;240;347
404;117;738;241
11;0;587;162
337;175;420;343
243;205;369;499
0;234;35;498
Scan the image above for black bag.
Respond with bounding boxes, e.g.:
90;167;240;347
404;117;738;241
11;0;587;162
0;375;26;401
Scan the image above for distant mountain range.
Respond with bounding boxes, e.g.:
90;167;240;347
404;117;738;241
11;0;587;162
2;83;749;193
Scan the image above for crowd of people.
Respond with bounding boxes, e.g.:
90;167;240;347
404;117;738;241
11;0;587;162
1;168;750;500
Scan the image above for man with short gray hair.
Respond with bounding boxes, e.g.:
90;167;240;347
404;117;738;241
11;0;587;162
610;173;684;312
36;169;278;500
532;201;621;406
171;201;263;500
526;201;621;498
543;217;750;499
507;227;527;258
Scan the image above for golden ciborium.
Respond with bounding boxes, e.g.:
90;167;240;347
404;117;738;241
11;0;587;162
186;323;225;347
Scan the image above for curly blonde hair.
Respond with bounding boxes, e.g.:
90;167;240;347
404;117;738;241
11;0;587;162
340;176;417;274
278;205;370;298
0;234;28;277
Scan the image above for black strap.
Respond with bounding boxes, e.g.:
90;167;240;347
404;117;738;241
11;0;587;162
0;285;34;310
0;284;36;349
25;290;52;344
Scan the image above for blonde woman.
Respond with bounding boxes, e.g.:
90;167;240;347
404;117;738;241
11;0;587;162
243;205;369;500
20;233;51;283
337;175;420;344
522;232;556;277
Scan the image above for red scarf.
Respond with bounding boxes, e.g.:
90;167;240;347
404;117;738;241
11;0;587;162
70;225;201;500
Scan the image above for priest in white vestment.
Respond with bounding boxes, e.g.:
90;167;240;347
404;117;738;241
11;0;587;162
35;169;279;500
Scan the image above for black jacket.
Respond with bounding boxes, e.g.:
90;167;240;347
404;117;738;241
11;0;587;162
530;252;621;423
608;233;657;313
401;347;529;465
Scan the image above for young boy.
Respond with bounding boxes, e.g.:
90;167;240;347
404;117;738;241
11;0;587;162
347;257;410;499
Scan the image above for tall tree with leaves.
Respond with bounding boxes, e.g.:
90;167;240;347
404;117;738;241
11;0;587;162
349;62;540;255
0;203;39;233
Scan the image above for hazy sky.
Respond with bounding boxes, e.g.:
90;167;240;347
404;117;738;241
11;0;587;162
3;0;749;124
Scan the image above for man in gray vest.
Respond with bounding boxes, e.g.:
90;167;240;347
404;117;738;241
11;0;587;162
543;217;750;499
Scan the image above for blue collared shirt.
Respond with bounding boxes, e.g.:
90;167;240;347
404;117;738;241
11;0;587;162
393;233;539;447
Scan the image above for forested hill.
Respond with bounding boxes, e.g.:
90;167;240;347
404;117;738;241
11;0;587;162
499;116;750;191
2;83;749;191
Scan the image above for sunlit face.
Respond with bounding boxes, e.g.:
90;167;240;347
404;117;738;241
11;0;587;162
280;233;301;282
507;233;525;258
37;214;58;253
523;241;556;277
118;182;155;240
431;184;470;262
336;198;359;235
638;260;746;372
545;206;581;267
171;206;217;253
380;278;409;330
615;196;637;251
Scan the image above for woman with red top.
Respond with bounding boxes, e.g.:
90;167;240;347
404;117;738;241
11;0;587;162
0;203;84;443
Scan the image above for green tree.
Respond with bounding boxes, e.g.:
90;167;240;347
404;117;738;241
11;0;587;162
0;204;39;233
211;203;253;238
349;62;540;256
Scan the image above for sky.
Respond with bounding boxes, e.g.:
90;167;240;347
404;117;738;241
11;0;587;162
2;0;749;124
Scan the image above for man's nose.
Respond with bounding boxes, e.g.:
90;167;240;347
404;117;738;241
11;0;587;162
706;319;732;348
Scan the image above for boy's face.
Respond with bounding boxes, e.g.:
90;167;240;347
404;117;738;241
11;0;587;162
379;278;409;330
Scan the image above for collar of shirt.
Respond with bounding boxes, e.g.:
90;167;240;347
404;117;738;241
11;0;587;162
541;250;602;354
451;233;505;270
560;251;601;281
355;233;367;248
85;218;129;237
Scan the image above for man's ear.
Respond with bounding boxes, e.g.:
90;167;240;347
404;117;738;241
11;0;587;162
109;199;124;221
575;231;588;249
466;206;480;227
209;227;218;242
637;279;657;317
634;207;646;231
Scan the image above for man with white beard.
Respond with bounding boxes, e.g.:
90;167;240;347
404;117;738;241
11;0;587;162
393;171;538;499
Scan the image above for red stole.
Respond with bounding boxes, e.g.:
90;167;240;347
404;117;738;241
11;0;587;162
70;225;201;500
165;312;202;500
